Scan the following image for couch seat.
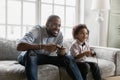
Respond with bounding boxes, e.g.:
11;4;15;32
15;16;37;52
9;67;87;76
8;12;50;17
0;61;60;80
85;57;115;79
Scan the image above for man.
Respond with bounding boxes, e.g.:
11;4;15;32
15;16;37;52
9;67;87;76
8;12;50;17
17;15;83;80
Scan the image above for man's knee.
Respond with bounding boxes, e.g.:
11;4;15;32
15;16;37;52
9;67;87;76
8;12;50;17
17;50;37;65
63;55;75;65
27;50;37;56
17;51;28;65
65;55;74;60
26;50;37;61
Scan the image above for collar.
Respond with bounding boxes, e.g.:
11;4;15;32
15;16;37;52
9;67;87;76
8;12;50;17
76;39;86;46
42;26;49;37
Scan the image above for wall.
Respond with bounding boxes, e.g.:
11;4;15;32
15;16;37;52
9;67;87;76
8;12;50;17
84;0;109;47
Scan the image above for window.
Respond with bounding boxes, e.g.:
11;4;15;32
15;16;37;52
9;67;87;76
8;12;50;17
40;0;77;40
0;0;84;40
0;0;36;40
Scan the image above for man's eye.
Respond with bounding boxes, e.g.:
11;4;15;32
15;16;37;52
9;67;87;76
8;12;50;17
53;24;60;27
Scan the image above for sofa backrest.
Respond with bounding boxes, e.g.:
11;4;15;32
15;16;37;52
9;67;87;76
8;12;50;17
90;46;120;62
0;38;19;60
63;39;73;53
0;38;73;60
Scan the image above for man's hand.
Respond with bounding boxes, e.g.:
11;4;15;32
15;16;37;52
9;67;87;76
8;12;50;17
43;43;57;52
56;44;66;56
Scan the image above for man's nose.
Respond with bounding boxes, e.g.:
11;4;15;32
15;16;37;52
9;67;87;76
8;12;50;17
55;25;60;29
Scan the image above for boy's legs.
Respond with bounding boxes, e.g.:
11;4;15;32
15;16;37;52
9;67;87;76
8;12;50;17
87;62;101;80
76;62;90;80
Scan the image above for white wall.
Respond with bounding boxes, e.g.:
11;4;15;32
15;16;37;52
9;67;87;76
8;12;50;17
84;0;109;47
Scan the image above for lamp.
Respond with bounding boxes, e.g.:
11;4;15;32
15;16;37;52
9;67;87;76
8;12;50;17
91;0;110;10
91;0;110;22
91;0;110;46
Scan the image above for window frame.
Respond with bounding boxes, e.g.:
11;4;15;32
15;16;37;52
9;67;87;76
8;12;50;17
0;0;84;40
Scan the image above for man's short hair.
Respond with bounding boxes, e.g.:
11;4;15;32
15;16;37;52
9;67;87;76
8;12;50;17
47;15;60;23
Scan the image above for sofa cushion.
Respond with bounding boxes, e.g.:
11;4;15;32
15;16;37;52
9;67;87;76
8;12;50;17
0;61;25;80
59;57;115;80
116;51;120;76
0;38;19;60
59;67;72;80
38;65;60;80
0;61;25;75
90;46;117;62
86;57;115;78
63;40;73;53
0;61;60;80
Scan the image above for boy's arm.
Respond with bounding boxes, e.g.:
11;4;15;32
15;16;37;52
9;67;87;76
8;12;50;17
74;51;92;59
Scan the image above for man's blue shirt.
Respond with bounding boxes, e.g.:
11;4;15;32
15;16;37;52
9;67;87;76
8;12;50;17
18;25;63;55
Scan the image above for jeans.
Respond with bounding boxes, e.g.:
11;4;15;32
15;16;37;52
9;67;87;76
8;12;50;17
17;50;83;80
76;62;90;80
77;62;101;80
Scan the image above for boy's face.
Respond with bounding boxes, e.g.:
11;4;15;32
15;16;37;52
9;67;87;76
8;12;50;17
76;28;89;42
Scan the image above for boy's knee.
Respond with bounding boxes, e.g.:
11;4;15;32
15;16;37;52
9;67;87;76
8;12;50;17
85;63;90;73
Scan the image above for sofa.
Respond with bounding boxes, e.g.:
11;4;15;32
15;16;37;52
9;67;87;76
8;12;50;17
0;38;120;80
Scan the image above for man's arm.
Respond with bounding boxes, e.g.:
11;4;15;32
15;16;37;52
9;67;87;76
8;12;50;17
17;43;41;51
17;42;58;52
17;25;43;51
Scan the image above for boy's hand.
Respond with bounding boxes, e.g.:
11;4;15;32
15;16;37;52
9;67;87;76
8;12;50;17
84;51;92;57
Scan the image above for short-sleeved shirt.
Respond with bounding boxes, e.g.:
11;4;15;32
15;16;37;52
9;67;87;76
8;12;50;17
70;40;90;62
18;25;63;55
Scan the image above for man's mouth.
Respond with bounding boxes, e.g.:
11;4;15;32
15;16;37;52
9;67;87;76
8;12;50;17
53;30;59;34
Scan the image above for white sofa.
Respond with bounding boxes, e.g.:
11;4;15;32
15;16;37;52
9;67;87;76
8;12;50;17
0;38;120;80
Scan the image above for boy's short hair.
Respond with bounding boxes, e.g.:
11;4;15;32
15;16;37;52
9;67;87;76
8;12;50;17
72;24;89;39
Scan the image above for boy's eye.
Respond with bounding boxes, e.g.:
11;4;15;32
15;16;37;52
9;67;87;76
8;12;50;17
79;32;84;34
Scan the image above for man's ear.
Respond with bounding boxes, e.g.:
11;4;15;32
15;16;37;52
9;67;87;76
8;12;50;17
46;22;51;27
46;21;49;26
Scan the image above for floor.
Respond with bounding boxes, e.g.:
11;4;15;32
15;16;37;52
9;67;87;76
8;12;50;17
104;76;120;80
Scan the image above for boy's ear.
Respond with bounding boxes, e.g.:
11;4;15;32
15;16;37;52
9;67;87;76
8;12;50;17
74;35;77;39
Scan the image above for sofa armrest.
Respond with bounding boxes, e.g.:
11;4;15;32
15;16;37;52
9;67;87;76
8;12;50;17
90;46;120;63
115;51;120;76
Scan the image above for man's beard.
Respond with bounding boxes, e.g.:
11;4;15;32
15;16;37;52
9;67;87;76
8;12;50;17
47;30;58;37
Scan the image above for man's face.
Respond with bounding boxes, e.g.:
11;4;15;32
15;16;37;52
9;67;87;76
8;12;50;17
46;18;61;37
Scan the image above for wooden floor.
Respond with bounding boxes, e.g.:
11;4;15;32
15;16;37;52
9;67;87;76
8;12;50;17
104;76;120;80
